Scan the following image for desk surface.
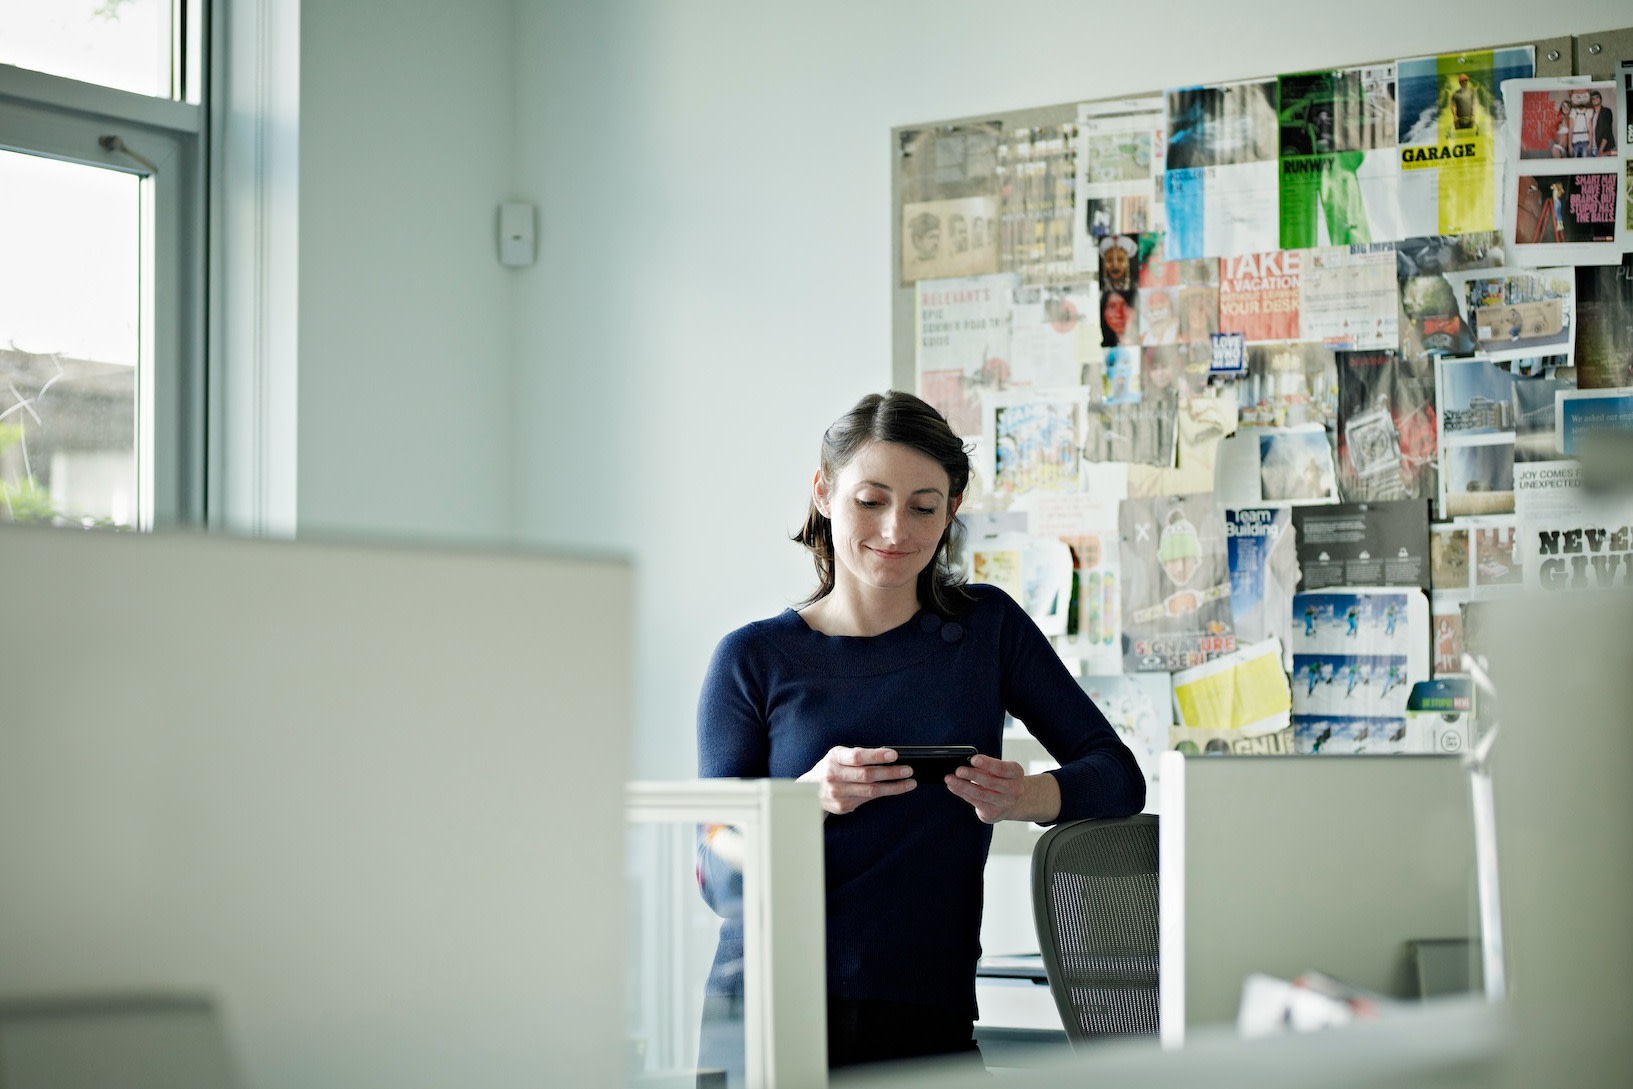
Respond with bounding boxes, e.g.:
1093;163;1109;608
978;953;1050;981
976;954;1063;1039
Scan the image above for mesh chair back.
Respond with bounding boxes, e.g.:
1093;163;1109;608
1031;815;1159;1045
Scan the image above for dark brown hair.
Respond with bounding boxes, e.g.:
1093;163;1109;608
794;390;976;616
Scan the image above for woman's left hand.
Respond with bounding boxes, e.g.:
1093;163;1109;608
947;755;1059;824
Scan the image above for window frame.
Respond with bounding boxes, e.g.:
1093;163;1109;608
0;27;208;529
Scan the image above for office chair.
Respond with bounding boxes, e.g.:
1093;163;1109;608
1031;814;1160;1045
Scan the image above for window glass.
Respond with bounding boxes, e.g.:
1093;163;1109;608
0;0;174;99
0;149;140;528
626;821;741;1087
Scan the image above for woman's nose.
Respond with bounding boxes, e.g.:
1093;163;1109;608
879;505;904;541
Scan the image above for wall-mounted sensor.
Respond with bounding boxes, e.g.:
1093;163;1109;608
498;201;536;267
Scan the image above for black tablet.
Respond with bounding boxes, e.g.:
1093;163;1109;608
886;745;977;781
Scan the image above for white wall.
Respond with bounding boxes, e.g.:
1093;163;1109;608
297;0;517;543
290;1;1630;778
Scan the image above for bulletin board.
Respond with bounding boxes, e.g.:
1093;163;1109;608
889;25;1633;808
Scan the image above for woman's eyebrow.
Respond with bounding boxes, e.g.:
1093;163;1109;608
856;479;946;498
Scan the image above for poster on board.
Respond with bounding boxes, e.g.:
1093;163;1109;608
1395;47;1534;237
1278;65;1403;248
902;196;1002;282
1164;79;1280;259
1119;493;1235;671
1075;97;1166;269
915;273;1018;438
1440;265;1576;365
1576;257;1633;389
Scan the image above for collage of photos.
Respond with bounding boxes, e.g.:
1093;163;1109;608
901;48;1633;807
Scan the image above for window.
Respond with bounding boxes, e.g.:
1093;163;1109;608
0;1;206;530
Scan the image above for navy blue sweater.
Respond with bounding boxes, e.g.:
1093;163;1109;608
696;584;1145;1019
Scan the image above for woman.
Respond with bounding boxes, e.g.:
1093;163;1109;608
1550;99;1570;158
696;391;1144;1078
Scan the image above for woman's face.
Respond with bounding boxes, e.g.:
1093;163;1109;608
1104;292;1132;336
816;441;957;600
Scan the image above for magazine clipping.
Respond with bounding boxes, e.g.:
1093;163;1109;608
1291;498;1431;591
1464;515;1523;597
1438;264;1576;365
1403;677;1475;753
1300;244;1400;348
1211;422;1339;508
1164;79;1281;259
1431;603;1467;678
1518;490;1633;592
985;388;1088;496
1236;342;1339;428
1277;65;1402;249
1435;357;1519;480
1257;425;1340;506
967;528;1074;638
1075;97;1167;272
1514;457;1586;519
1430;521;1472;594
1501;77;1623;267
1125;385;1241;498
1511;362;1574;464
1225;506;1300;660
1077;673;1173;809
1119;493;1235;671
1007;283;1097;390
996;123;1078;286
915;273;1019;439
1290;587;1430;753
1335;348;1437;502
1553;386;1633;458
1395;48;1535;237
1020;490;1127;677
898;121;1002;205
1127;239;1221;351
1219;249;1303;342
1575;256;1633;389
1438;430;1515;518
1171;637;1292;740
1081;392;1179;468
1396;230;1505;371
902;196;1002;282
1430;517;1472;675
897;122;1004;286
1622;60;1633;237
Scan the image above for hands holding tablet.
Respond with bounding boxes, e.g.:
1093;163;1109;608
799;744;1051;822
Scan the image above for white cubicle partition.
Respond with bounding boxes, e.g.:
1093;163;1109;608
0;527;633;1089
1158;753;1482;1048
836;992;1501;1089
1485;589;1633;1089
626;780;828;1089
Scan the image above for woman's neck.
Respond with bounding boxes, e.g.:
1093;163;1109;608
800;581;921;637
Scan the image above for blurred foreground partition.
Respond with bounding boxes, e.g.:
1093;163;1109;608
1485;587;1633;1089
0;527;634;1089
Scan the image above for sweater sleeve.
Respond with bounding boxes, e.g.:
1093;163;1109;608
697;624;772;780
694;626;772;922
991;591;1147;822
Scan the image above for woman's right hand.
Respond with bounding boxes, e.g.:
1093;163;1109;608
798;747;916;816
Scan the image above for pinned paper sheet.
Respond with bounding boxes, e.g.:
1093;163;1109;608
1171;637;1291;734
